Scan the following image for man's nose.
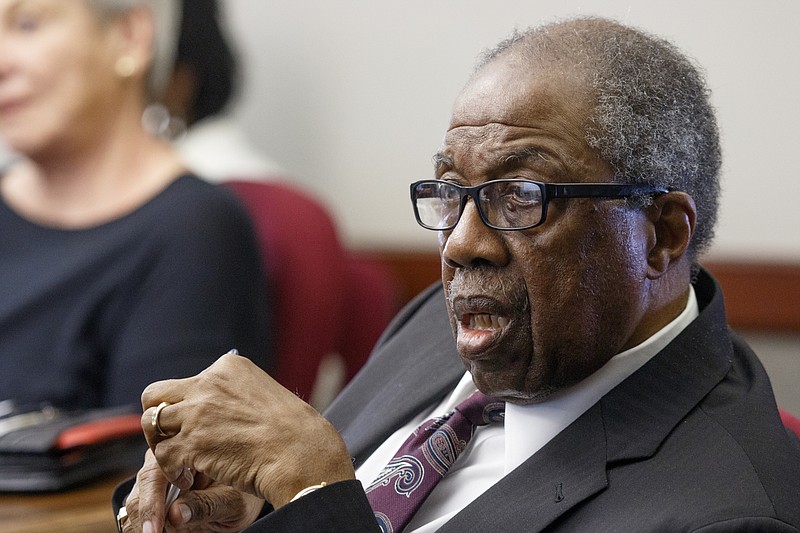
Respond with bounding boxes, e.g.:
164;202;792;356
441;200;510;269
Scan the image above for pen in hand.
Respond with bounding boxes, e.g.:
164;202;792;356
165;482;181;507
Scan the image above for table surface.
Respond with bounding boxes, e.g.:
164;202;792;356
0;471;132;533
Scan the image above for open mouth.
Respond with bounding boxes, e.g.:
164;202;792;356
456;310;511;357
465;313;510;330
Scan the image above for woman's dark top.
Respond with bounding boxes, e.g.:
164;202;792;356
0;174;272;409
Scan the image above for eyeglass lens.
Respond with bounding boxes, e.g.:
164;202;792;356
414;181;544;230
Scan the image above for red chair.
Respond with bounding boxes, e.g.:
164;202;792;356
224;180;397;405
339;253;398;384
224;180;348;401
780;408;800;439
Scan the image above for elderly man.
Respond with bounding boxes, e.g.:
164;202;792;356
117;17;800;532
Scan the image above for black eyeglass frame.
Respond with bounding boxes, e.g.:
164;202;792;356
410;179;669;231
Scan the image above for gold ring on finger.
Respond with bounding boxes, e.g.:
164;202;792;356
152;401;172;437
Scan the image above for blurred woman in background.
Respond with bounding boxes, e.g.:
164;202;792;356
0;0;272;410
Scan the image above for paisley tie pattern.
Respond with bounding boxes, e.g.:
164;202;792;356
365;390;505;532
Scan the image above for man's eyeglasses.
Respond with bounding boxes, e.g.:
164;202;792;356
410;179;668;231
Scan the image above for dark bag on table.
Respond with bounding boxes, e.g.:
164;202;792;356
0;401;146;492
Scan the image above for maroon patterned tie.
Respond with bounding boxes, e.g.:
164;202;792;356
365;390;505;532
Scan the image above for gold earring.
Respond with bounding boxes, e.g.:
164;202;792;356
115;56;137;78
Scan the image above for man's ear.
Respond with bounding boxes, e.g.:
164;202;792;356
644;191;696;279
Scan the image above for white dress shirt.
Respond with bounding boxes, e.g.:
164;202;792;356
356;287;699;532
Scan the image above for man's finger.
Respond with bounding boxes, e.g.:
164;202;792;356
135;450;173;531
141;402;181;449
150;438;195;489
141;378;186;413
167;485;264;531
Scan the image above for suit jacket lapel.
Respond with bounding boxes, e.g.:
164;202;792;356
602;272;731;463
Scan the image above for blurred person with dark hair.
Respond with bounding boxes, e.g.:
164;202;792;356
0;0;272;410
157;0;284;183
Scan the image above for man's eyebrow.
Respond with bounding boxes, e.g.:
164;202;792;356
432;147;551;174
500;147;550;166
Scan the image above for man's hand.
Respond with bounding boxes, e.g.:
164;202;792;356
121;449;263;532
140;352;355;509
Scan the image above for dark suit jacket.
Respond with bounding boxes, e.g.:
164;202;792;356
248;269;800;531
116;270;800;531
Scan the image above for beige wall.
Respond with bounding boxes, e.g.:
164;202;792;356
221;1;800;260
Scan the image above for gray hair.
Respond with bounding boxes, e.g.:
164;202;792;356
478;17;721;259
85;0;181;100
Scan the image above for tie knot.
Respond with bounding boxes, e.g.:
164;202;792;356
454;390;505;426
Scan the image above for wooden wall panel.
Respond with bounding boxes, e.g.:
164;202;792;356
703;261;800;331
